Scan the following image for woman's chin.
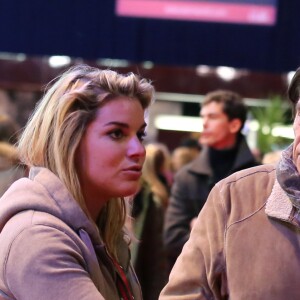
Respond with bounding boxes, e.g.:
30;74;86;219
118;184;140;198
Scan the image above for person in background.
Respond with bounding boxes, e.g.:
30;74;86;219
171;139;201;174
129;143;171;299
179;137;202;159
262;149;282;164
129;142;171;299
142;143;172;210
0;64;155;300
171;146;197;174
164;90;258;271
0;114;19;144
0;114;26;196
159;68;300;299
130;177;167;300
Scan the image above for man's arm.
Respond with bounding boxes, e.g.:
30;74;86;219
160;183;227;300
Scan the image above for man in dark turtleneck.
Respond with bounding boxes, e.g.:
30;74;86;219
164;90;259;271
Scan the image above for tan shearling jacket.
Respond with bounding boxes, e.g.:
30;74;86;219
160;164;300;299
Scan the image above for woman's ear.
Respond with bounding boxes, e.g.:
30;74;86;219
229;118;242;134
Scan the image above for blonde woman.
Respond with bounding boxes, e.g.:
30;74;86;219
0;64;154;300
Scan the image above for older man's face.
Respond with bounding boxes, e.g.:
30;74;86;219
293;100;300;172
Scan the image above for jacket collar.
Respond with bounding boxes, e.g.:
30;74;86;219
189;146;212;176
189;135;255;176
265;178;293;223
265;177;300;228
232;135;256;169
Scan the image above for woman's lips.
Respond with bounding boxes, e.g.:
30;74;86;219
122;166;142;179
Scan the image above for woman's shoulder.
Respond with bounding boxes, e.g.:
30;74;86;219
0;210;82;252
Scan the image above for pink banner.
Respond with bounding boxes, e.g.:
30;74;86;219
116;0;277;25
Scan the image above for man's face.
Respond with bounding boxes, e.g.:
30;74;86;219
199;101;241;150
292;101;300;172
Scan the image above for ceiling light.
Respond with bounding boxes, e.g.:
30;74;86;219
48;56;71;68
155;115;202;132
216;66;236;81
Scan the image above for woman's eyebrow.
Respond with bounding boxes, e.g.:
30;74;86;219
104;121;129;128
104;121;147;129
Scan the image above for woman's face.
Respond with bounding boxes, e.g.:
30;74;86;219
77;96;147;208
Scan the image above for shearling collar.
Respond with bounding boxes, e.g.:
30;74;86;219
265;178;293;223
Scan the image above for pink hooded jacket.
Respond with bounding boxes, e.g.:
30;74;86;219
0;167;141;300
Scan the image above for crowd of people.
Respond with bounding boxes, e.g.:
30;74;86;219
0;63;298;299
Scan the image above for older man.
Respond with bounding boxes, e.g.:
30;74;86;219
160;70;300;299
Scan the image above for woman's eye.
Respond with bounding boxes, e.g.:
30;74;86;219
109;129;124;140
137;131;146;141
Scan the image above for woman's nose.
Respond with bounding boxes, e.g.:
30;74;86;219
128;137;146;158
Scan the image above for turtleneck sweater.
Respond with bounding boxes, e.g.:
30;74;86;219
209;144;238;183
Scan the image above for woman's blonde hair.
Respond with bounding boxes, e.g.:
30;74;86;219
18;64;155;258
142;143;170;209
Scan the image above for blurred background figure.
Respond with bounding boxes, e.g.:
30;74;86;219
179;137;202;158
251;147;263;164
0;114;26;197
171;138;202;174
142;143;172;210
171;146;197;174
262;150;283;164
128;142;172;298
164;90;259;272
130;178;167;300
0;113;19;144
